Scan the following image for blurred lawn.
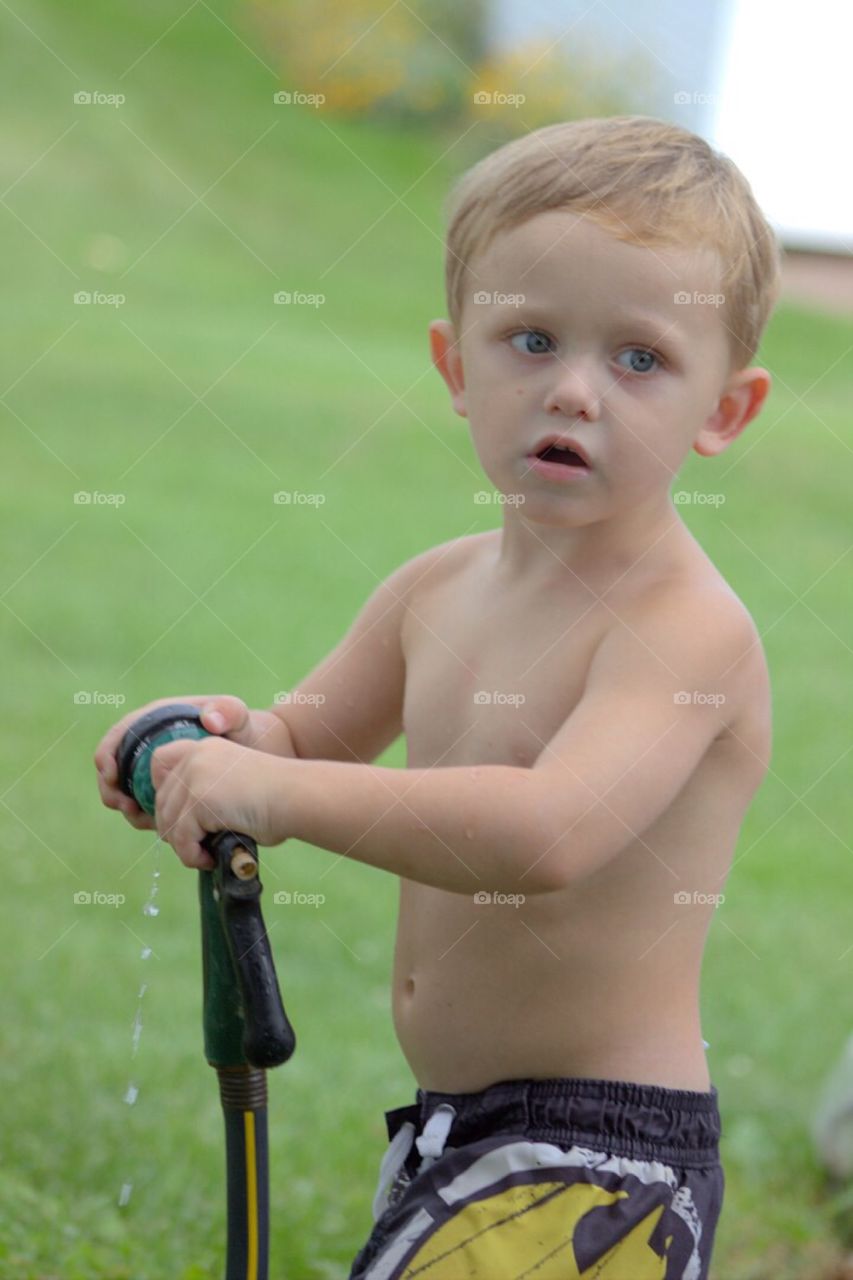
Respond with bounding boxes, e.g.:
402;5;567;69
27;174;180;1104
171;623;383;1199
1;3;852;1277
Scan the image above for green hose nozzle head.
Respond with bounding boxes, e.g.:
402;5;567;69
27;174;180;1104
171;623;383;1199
116;703;211;817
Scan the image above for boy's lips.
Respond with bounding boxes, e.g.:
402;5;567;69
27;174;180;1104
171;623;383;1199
525;433;592;469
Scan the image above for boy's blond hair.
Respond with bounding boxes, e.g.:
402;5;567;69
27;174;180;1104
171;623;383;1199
442;115;782;372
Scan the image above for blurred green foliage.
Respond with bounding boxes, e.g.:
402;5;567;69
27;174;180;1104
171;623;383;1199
248;0;656;138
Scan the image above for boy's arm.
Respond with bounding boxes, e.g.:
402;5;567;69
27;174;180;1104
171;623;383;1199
264;539;463;765
274;585;765;896
527;584;769;886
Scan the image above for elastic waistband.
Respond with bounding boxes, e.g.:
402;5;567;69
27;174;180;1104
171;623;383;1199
413;1075;721;1169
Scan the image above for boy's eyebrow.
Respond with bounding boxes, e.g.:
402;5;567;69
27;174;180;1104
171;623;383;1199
613;308;688;351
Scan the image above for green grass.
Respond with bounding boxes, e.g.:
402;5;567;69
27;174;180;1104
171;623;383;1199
2;3;853;1276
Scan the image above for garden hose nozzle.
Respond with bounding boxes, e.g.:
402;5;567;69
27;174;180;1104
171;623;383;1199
116;702;296;1280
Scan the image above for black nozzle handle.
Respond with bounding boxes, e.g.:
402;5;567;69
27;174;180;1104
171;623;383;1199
204;829;296;1069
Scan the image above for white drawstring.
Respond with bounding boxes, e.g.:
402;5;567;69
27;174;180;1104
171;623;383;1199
371;1121;416;1221
371;1103;457;1221
415;1103;457;1170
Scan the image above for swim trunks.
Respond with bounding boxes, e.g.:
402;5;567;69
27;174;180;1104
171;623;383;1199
347;1075;724;1279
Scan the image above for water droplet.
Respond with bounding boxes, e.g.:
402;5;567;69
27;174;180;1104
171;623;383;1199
131;1008;143;1056
142;866;161;918
118;849;161;1213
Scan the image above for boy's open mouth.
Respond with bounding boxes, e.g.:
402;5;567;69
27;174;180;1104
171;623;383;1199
532;443;589;468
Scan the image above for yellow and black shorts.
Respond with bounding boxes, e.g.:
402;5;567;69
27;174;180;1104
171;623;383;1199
347;1075;723;1279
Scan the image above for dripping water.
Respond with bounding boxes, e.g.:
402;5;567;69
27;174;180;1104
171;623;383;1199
117;843;161;1208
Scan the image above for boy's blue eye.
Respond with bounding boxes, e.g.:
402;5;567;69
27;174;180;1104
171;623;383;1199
615;348;659;374
508;329;553;355
508;332;661;373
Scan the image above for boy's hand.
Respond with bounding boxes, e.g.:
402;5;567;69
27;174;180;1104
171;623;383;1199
93;694;285;832
149;735;286;870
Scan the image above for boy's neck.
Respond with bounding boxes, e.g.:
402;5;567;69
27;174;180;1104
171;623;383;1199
490;493;687;594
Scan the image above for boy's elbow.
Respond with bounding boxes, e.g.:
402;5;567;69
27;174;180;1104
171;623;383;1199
514;778;582;895
531;797;628;892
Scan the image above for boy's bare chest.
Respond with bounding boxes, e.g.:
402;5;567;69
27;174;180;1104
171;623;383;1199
401;563;612;769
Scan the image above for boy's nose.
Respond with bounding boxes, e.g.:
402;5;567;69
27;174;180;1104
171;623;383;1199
543;362;602;421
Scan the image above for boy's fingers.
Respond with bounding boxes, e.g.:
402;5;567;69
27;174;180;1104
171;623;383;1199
96;763;126;805
123;807;155;830
93;727;124;775
94;695;218;775
94;709;146;774
118;795;154;829
97;774;152;827
96;750;144;811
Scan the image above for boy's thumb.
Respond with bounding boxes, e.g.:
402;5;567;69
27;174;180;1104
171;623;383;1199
200;696;250;742
150;739;186;788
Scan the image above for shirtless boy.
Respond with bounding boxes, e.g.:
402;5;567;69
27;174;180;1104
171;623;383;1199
95;115;781;1278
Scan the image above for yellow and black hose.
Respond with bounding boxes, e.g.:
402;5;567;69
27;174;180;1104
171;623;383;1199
219;1067;270;1280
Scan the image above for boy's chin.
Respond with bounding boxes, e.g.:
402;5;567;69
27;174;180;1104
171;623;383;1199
497;494;596;529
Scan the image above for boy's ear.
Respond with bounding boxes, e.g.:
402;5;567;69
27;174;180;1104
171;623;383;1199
428;319;467;418
693;366;772;457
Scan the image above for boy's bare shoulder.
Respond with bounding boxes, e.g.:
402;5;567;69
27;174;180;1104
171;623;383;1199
647;536;766;648
641;557;761;631
397;530;496;599
623;552;772;753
